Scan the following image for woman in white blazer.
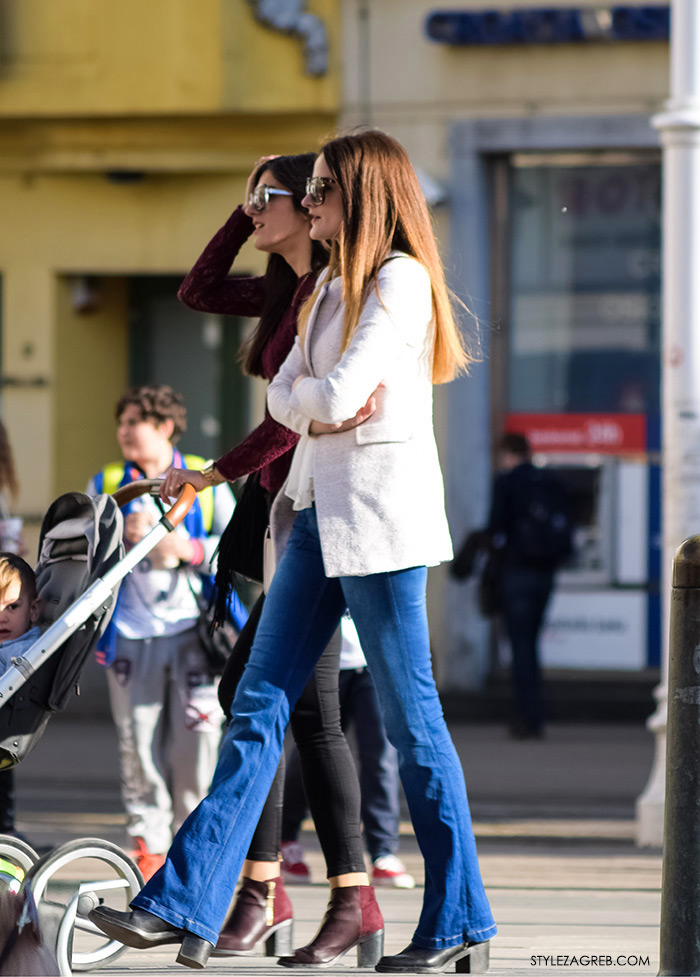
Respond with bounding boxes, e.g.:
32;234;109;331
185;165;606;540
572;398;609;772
88;131;496;975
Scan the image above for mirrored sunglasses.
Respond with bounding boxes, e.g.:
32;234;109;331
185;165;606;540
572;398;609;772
305;176;337;206
248;185;294;212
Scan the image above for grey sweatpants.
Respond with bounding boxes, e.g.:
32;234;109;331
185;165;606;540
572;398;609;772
107;628;223;855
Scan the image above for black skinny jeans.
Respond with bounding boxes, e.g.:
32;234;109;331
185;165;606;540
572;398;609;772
218;593;365;877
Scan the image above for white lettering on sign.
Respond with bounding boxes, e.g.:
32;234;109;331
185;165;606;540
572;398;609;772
530;430;585;448
585;420;623;445
529;421;623;449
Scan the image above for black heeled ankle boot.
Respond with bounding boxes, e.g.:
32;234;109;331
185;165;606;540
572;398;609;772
88;906;213;970
375;939;490;974
177;934;214;969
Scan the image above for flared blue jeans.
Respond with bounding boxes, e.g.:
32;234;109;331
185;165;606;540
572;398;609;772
133;506;496;949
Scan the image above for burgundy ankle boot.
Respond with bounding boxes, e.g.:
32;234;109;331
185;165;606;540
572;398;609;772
278;884;384;968
212;876;293;957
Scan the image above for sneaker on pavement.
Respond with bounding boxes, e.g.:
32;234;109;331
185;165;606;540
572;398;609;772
129;838;166;883
372;854;416;889
280;841;311;884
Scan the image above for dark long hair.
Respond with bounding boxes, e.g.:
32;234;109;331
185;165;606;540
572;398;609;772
241;153;328;378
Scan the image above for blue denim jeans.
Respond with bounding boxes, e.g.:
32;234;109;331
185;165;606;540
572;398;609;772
133;506;496;949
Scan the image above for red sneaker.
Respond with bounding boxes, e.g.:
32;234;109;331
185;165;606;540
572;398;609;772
372;855;416;889
280;841;311;884
129;838;165;882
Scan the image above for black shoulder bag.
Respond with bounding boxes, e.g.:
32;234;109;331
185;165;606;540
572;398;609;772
211;471;270;626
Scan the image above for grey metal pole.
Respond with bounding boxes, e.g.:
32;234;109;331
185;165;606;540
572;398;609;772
637;0;700;847
659;536;700;975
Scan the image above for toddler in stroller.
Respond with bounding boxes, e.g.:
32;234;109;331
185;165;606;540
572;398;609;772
0;482;195;768
0;555;41;679
0;481;196;977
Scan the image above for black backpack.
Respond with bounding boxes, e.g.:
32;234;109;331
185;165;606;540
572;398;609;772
510;471;573;568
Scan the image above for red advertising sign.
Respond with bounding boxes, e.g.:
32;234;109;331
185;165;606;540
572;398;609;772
505;413;646;454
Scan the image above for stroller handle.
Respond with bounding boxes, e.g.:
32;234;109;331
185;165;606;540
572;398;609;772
112;479;197;529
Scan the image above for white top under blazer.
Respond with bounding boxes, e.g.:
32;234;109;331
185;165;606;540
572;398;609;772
267;251;454;578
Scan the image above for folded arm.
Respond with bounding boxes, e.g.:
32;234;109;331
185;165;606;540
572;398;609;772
269;258;432;428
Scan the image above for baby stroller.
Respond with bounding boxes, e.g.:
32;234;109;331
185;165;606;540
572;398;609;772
0;480;196;976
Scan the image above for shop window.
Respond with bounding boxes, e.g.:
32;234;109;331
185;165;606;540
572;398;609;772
506;154;661;414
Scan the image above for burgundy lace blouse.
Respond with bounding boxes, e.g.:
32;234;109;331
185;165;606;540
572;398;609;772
178;206;317;494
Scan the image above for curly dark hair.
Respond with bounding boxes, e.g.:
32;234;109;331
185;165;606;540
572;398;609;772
115;386;187;444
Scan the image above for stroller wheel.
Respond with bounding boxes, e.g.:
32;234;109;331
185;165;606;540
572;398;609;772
0;833;39;892
24;836;144;976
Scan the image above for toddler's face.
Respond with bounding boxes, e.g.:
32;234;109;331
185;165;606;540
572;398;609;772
0;579;39;645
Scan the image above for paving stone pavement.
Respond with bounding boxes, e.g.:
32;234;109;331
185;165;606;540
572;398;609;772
5;709;662;976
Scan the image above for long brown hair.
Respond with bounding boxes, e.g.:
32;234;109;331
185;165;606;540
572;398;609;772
299;131;472;383
240;153;328;378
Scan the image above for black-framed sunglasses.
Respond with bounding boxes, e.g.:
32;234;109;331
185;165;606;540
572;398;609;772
305;176;336;206
248;185;294;213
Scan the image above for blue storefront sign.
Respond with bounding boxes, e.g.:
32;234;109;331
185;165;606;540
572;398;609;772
425;6;669;45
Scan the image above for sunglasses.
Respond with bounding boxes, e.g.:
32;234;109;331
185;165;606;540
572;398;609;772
305;176;337;206
248;185;294;213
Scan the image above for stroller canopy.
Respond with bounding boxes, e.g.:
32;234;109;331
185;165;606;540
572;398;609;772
0;492;124;768
35;491;124;710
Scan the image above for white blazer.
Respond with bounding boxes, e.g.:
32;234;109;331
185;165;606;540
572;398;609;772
267;251;454;578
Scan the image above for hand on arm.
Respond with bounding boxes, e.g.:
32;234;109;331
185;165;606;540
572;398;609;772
308;385;381;435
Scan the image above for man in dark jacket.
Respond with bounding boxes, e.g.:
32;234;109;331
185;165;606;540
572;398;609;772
488;432;572;739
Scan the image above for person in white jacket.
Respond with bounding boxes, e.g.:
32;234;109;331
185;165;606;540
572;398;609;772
89;130;496;975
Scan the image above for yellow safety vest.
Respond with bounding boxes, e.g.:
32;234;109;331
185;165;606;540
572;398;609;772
99;454;214;533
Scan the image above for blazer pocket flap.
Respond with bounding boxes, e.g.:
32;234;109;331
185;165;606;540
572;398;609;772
355;419;413;444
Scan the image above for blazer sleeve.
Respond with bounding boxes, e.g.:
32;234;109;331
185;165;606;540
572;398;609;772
267;335;314;435
284;258;433;425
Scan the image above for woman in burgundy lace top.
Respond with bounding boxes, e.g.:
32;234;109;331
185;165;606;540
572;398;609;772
166;155;375;961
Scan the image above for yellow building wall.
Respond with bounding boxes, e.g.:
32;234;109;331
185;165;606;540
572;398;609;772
54;276;129;498
0;0;339;116
0;161;316;545
0;0;340;552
